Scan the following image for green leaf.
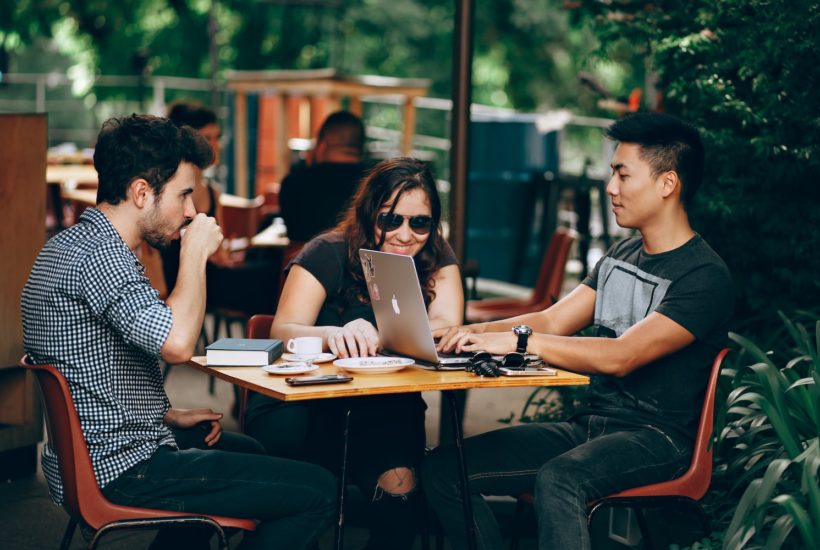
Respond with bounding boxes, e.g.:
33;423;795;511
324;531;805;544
730;333;777;369
771;494;820;549
755;458;793;507
725;478;763;547
763;513;795;550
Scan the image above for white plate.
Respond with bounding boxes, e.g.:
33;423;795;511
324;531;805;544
262;363;319;375
333;357;414;374
281;352;337;363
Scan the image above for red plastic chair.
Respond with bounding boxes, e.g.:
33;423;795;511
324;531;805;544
465;227;578;323
510;348;730;550
236;314;277;431
21;357;257;550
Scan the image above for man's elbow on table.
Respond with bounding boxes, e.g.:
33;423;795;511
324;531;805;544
161;334;194;365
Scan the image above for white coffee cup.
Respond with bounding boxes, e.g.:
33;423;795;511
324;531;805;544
286;336;323;355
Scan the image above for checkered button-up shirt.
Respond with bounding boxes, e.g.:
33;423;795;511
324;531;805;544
22;208;176;504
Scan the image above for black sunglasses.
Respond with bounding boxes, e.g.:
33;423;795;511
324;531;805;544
377;213;433;234
466;351;528;377
471;351;527;368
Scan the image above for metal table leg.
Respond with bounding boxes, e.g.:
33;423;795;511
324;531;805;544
335;407;352;550
445;390;477;550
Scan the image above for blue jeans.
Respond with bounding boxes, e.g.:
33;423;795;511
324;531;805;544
422;415;691;550
102;428;337;550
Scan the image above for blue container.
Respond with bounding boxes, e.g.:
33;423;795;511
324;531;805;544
467;113;559;284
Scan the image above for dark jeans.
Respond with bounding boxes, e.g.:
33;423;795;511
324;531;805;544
422;415;691;550
245;392;428;550
101;427;337;550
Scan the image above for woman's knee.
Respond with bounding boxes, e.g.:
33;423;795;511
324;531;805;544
377;467;417;496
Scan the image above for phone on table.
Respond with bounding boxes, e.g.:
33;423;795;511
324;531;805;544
285;374;354;386
498;366;557;377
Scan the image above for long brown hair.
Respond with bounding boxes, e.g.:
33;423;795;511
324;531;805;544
334;157;449;306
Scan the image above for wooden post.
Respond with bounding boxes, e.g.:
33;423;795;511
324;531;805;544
401;97;417;156
233;91;248;197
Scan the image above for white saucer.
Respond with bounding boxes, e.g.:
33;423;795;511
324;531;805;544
281;352;337;363
333;357;414;374
262;363;319;375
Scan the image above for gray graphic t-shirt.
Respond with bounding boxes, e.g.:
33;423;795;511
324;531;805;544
578;234;734;443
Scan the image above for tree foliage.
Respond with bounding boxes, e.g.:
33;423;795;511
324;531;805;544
575;0;820;332
2;1;617;111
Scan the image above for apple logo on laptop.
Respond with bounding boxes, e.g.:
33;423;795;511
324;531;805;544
391;294;401;315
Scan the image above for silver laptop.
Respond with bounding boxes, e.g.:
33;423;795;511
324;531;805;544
358;249;472;369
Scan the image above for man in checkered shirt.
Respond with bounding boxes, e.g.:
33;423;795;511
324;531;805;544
22;114;336;549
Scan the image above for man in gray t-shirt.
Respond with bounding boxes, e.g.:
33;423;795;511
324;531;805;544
426;112;734;550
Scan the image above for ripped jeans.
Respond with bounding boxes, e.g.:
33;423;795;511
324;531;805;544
245;392;428;550
422;415;691;550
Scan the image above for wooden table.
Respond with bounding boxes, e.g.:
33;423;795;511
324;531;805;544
249;223;290;249
60;187;97;207
186;356;588;549
46;164;98;187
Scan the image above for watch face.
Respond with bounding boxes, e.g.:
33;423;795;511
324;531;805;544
513;325;533;336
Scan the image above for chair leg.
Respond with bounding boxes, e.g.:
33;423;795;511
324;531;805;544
208;314;222;395
633;507;655;550
59;517;77;550
509;497;530;550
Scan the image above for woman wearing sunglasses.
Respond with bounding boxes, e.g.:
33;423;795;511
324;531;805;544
244;157;463;549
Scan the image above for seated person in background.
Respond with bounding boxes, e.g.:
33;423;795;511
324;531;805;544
22;114;336;550
160;100;230;292
244;157;464;550
279;110;368;243
162;99;279;320
423;112;735;550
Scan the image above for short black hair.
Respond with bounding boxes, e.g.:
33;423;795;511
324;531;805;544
93;114;213;205
317;110;365;153
606;112;705;208
166;101;218;130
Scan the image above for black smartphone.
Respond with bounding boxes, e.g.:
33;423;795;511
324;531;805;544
285;374;354;386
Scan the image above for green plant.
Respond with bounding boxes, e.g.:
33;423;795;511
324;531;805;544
714;314;819;549
499;385;586;425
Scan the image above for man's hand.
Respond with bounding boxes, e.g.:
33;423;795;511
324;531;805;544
434;324;484;353
450;331;518;355
181;213;223;259
326;319;380;358
164;408;223;447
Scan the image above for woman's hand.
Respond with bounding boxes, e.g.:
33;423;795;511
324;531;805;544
326;319;380;358
164;408;223;447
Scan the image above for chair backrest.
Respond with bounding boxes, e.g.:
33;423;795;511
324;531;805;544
22;357;259;532
238;314;277;430
531;227;578;305
247;314;275;339
220;194;265;240
615;347;730;500
21;358;162;527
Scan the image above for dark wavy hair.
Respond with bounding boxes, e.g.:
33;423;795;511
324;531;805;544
94;114;212;205
334;157;449;306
